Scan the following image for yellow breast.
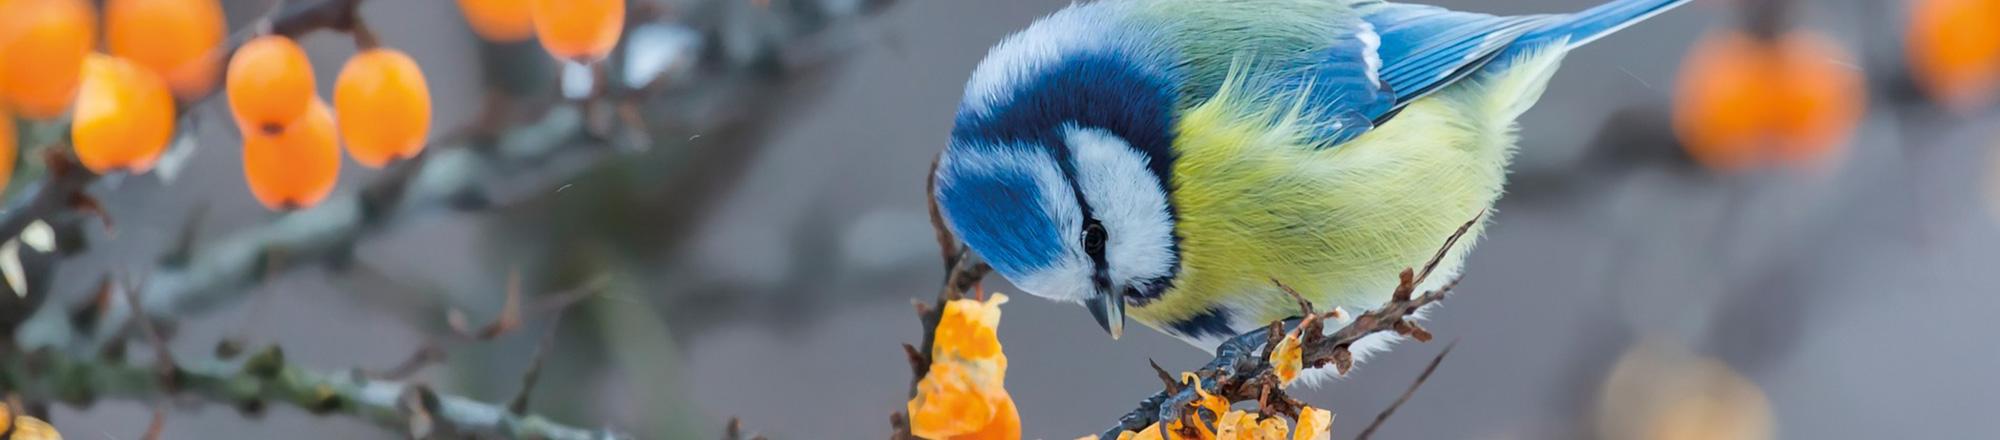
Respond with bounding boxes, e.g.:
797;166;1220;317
1130;50;1568;337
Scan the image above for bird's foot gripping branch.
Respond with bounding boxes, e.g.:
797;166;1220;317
894;173;1478;440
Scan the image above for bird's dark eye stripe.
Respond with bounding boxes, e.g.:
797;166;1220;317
1082;219;1107;257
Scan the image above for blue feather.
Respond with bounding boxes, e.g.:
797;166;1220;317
1289;29;1398;144
1497;0;1693;64
1338;0;1689;124
933;146;1067;276
1358;4;1556;107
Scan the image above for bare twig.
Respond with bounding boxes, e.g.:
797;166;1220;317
508;311;566;415
1353;341;1456;440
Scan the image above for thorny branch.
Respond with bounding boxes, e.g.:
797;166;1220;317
1094;213;1482;438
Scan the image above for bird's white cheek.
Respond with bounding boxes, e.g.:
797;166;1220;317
1009;258;1094;304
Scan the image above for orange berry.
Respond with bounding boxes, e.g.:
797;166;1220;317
530;0;624;62
106;0;227;100
1906;0;2000;111
1764;33;1865;165
0;0;96;119
1672;30;1864;172
227;35;317;136
458;0;536;43
0;110;16;190
71;54;177;174
243;99;341;210
334;48;432;167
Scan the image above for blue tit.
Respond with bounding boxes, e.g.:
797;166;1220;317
930;0;1686;355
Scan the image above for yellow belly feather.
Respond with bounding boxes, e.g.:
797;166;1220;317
1130;50;1568;333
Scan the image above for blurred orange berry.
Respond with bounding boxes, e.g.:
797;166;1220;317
227;35;317;136
1906;0;2000;111
1672;30;1865;172
530;0;625;62
458;0;536;43
2;402;62;440
106;0;226;100
0;0;96;119
334;48;432;167
71;54;177;174
243;99;341;210
12;415;63;440
0;110;16;190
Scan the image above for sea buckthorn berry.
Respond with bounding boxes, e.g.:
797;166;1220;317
0;0;97;119
1906;0;2000;112
1672;30;1863;172
530;0;625;62
243;99;341;210
227;35;317;136
71;54;177;174
107;0;227;100
1763;33;1865;166
334;48;432;167
459;0;536;43
0;110;17;190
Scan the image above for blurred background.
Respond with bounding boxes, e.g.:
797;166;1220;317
4;0;1998;438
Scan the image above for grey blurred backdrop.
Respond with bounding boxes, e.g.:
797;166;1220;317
34;0;2000;438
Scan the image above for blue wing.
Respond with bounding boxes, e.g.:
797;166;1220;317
1304;0;1689;146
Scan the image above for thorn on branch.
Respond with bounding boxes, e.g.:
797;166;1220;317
447;272;525;340
508;311;568;415
1353;341;1456;440
1150;359;1181;394
901;343;926;378
362;342;447;380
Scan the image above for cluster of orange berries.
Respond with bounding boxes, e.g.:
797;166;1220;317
0;0;434;211
1671;28;1864;173
0;0;628;211
457;0;627;62
225;34;433;209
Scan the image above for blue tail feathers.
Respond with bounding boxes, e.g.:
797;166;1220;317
1512;0;1692;50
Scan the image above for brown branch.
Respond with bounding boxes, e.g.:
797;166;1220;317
1098;213;1482;439
1353;341;1455;440
890;163;994;439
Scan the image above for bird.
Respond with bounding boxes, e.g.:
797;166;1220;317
930;0;1687;365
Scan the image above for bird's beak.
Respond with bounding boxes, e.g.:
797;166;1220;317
1088;286;1126;339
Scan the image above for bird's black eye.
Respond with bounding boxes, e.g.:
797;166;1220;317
1083;220;1107;256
